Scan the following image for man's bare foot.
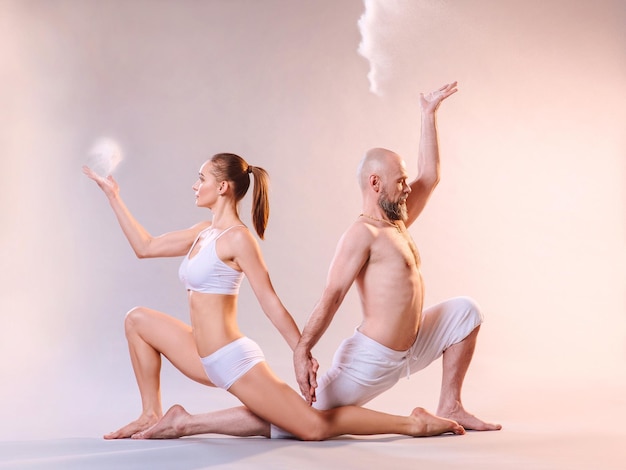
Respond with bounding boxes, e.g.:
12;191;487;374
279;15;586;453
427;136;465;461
132;404;190;439
438;402;501;431
409;407;465;436
104;412;161;439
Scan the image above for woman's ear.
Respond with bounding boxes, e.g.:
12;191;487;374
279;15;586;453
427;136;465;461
218;180;229;195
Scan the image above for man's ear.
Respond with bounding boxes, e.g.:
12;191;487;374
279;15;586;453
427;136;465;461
369;174;381;192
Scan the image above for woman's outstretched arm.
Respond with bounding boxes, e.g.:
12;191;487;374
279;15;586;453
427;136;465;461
83;166;209;258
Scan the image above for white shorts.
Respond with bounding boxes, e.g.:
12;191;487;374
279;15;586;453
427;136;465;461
271;296;483;438
200;337;265;390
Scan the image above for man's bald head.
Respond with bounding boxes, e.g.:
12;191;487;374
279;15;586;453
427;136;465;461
357;147;404;191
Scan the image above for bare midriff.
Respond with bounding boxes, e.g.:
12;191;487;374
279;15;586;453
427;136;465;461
188;291;243;358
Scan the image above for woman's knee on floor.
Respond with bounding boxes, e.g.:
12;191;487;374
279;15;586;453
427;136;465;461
290;411;333;441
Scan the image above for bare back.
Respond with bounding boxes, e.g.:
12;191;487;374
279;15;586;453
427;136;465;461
355;220;424;351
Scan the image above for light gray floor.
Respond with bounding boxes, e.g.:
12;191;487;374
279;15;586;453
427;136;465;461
2;381;624;469
2;419;623;470
0;427;621;470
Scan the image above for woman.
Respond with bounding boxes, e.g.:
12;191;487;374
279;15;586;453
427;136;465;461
83;152;464;440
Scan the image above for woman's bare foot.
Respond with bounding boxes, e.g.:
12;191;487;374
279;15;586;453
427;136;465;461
438;401;501;431
409;407;465;436
132;404;190;439
104;412;161;439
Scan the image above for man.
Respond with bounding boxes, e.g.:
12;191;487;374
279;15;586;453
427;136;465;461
292;83;499;433
135;82;499;440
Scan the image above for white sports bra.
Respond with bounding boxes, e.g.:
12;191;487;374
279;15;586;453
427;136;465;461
178;225;245;295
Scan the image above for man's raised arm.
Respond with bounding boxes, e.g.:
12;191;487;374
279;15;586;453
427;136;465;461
405;81;458;227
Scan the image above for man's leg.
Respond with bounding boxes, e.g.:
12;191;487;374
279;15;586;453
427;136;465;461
411;297;500;431
134;405;271;439
436;326;501;430
314;330;406;409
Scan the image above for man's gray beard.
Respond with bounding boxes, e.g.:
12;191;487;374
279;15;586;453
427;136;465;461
378;193;407;221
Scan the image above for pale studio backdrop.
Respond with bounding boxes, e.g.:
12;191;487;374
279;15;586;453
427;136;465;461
0;0;624;439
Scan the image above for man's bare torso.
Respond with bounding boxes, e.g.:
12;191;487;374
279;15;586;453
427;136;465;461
355;222;424;351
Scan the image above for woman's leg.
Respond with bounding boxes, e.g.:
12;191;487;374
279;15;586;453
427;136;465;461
229;362;465;441
105;306;213;439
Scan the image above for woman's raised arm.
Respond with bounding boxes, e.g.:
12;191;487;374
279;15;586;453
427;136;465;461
83;166;209;258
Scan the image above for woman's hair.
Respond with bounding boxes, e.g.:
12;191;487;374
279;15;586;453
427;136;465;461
209;153;270;239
